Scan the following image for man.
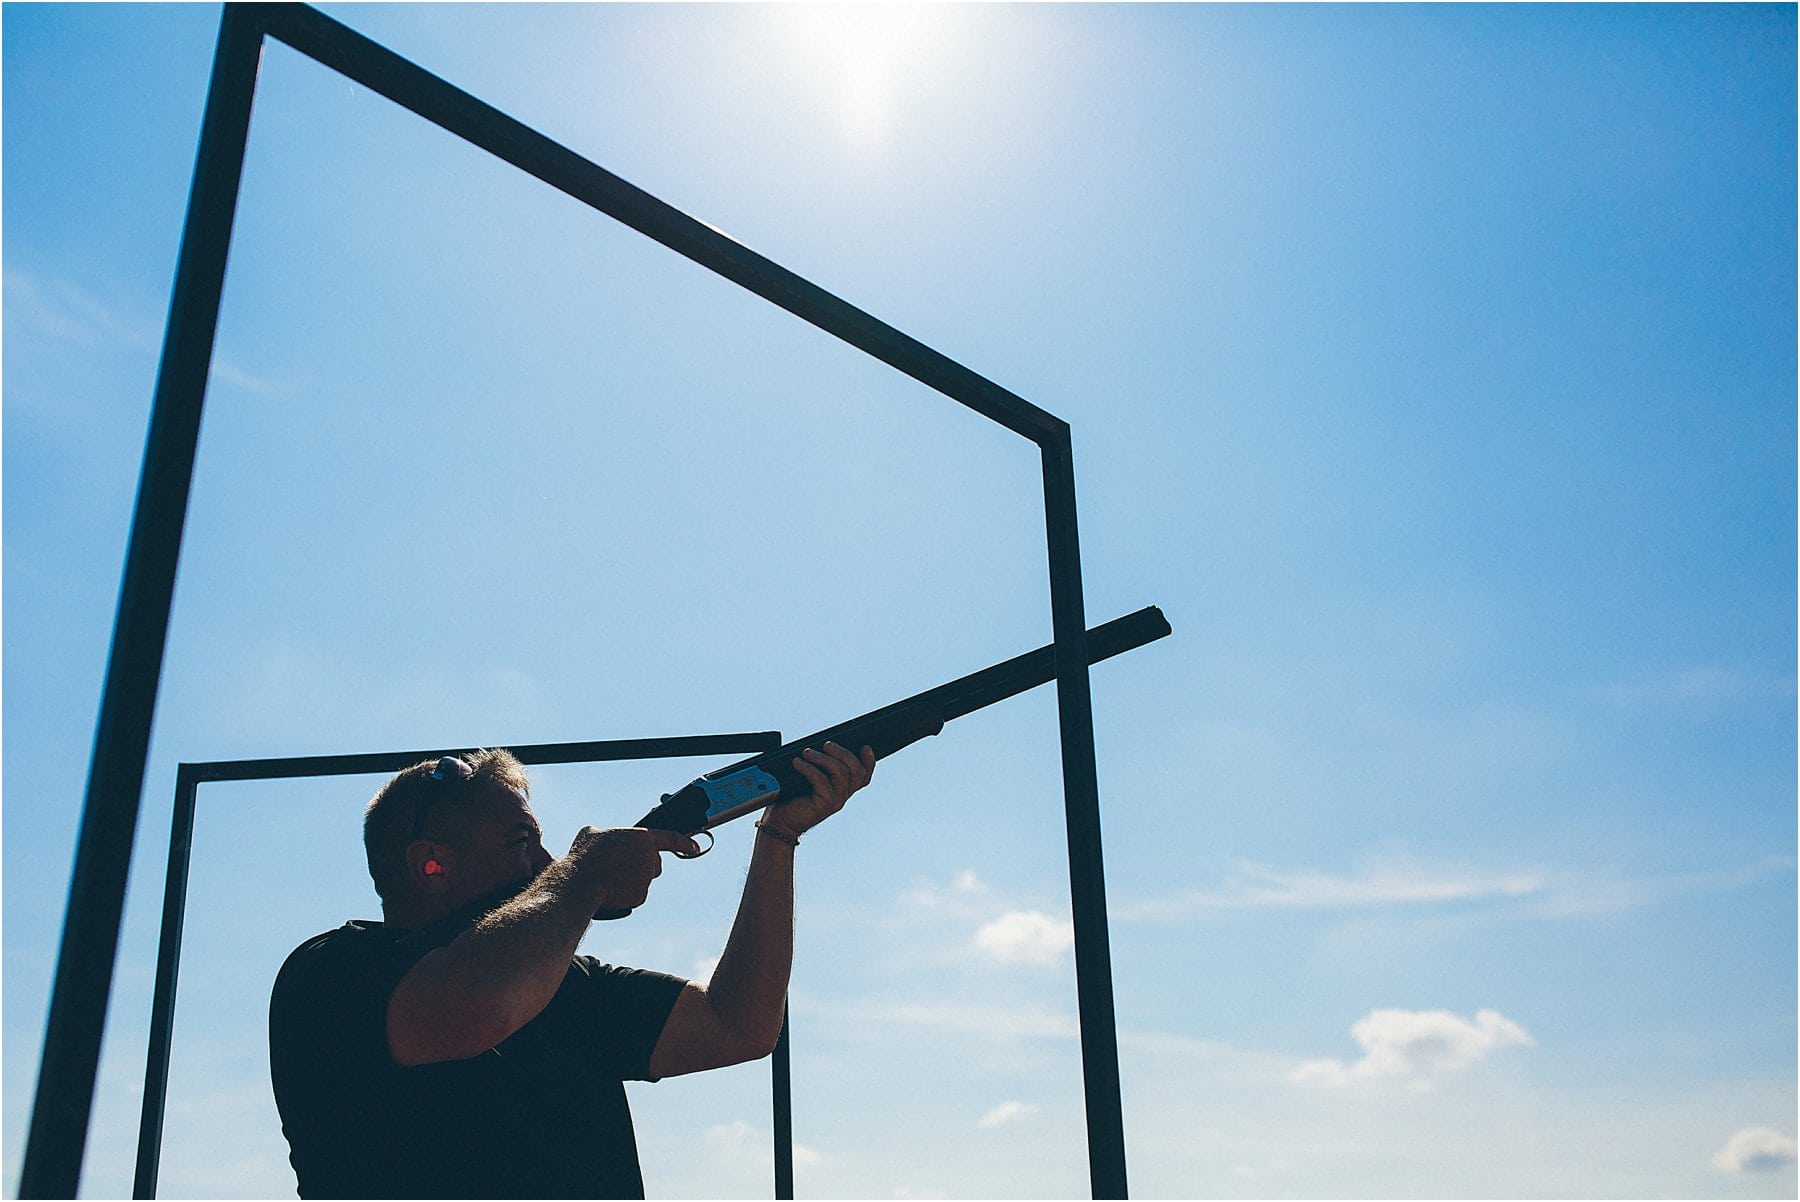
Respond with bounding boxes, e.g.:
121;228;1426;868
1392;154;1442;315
269;740;874;1199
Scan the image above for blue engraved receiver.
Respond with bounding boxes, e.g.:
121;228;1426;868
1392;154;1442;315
590;702;945;919
694;764;784;825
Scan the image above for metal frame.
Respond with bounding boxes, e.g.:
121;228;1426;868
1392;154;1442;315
126;607;1171;1197
22;4;1131;1196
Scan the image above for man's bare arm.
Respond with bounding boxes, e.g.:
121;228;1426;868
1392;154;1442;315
649;743;872;1078
388;826;697;1066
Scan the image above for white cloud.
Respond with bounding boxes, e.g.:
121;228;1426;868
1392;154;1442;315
972;910;1073;965
977;1101;1040;1129
1712;1127;1797;1174
1290;1008;1533;1088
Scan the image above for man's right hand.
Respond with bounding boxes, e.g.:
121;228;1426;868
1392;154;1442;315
572;826;701;916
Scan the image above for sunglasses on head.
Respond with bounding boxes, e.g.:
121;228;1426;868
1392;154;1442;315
412;755;474;840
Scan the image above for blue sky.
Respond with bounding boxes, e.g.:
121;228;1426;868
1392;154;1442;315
4;3;1794;1198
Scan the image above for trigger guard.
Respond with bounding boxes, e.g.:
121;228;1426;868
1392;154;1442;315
675;829;714;859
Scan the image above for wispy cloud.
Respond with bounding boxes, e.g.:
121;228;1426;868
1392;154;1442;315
898;868;987;912
1120;860;1545;919
1289;1008;1533;1090
208;356;279;396
1712;1127;1797;1175
5;266;280;396
977;1101;1039;1130
704;1120;822;1167
862;1001;1079;1041
5;266;158;350
1526;857;1795;918
1600;666;1795;708
1119;855;1792;922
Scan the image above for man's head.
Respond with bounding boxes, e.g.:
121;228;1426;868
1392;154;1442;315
363;748;552;924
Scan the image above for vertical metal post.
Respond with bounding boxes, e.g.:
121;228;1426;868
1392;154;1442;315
772;1005;795;1200
1041;428;1129;1199
18;9;265;1196
132;768;201;1199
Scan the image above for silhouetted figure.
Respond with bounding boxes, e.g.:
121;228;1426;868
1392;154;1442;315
269;741;873;1199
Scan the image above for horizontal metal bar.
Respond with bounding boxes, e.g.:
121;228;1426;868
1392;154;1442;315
256;3;1065;445
177;603;1172;790
183;732;786;784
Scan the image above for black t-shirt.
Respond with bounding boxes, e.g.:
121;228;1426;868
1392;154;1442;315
268;908;686;1199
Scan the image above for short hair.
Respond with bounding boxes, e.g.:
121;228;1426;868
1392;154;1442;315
362;748;531;904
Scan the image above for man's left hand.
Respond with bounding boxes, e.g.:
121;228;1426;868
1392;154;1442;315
764;741;874;840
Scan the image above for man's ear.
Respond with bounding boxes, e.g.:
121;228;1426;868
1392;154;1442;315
405;840;453;892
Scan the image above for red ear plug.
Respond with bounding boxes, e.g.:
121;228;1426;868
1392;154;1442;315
424;859;443;876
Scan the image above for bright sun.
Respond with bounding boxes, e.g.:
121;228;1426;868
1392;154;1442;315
770;4;957;149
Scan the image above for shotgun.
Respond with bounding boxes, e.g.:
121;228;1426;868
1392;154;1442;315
594;605;1172;918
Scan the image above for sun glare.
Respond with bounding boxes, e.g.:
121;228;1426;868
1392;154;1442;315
771;4;955;149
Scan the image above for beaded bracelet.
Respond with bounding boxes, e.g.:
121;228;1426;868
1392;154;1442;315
755;820;801;847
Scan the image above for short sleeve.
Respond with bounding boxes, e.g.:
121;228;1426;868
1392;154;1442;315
270;924;426;1196
272;928;411;1068
524;958;687;1081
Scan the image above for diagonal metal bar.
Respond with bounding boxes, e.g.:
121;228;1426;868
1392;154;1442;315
19;8;270;1196
252;2;1065;445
